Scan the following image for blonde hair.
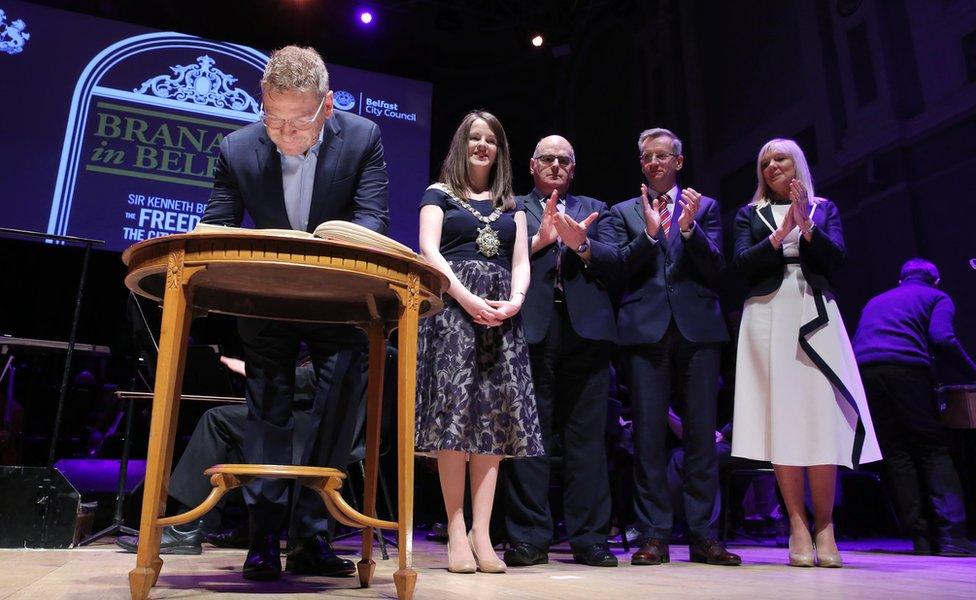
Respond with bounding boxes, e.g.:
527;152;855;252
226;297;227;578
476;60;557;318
438;111;514;211
750;138;820;206
261;46;329;96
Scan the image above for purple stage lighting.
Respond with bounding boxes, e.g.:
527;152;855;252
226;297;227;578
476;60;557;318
359;10;374;25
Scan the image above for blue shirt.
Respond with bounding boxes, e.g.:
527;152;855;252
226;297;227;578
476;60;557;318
279;128;324;231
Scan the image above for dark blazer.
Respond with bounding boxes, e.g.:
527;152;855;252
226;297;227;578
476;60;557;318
732;199;845;298
202;111;389;234
609;190;728;345
521;192;619;345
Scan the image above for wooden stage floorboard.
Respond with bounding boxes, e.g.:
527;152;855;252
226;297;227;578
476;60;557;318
1;538;974;599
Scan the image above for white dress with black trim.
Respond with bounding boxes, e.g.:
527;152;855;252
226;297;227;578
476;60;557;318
731;203;881;468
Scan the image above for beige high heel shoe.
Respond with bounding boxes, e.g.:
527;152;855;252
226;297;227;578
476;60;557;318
468;532;506;573
788;532;815;567
447;535;476;574
814;524;843;568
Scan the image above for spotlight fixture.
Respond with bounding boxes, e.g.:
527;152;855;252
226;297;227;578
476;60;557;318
359;10;374;25
531;34;544;47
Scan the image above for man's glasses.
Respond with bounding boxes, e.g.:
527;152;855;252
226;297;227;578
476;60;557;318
534;154;574;167
641;152;678;163
260;97;325;131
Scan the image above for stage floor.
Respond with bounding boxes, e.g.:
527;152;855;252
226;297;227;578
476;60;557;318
1;537;974;599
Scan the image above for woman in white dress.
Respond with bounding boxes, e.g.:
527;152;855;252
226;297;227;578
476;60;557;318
730;139;881;568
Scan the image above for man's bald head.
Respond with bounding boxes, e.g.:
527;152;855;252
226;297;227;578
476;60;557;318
533;135;576;163
530;135;576;197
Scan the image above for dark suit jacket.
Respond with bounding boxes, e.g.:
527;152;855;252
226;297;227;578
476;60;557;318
521;191;619;344
732;199;845;299
202;111;389;234
609;190;728;345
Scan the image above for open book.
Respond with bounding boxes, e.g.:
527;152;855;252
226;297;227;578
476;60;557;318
192;221;417;259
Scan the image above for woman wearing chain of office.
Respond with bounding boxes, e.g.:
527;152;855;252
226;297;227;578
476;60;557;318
414;110;544;574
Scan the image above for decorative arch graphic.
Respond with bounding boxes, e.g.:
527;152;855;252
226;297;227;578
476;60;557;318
47;32;268;238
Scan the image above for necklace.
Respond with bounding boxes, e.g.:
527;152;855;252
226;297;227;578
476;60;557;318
430;184;503;257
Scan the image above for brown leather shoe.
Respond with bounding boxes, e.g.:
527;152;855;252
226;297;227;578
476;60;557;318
689;538;742;566
631;538;669;565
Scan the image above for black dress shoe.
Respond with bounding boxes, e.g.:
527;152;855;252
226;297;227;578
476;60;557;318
631;538;669;565
205;526;250;549
115;525;203;555
243;533;282;581
688;538;742;566
503;542;549;567
572;543;618;567
911;536;933;555
286;534;356;577
934;538;976;557
425;522;449;543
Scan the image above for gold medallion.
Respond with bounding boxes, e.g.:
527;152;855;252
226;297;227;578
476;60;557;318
476;224;500;257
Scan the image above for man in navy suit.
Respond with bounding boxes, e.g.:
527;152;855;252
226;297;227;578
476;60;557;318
503;135;620;568
201;45;388;581
609;128;740;566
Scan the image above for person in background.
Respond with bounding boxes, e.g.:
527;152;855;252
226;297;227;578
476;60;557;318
116;355;358;556
854;258;976;556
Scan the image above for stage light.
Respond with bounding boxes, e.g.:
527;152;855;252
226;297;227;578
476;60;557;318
359;10;374;25
531;35;544;47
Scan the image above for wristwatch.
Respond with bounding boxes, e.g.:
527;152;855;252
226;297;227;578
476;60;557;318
576;239;590;254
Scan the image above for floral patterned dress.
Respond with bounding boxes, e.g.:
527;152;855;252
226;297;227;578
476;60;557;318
415;186;544;457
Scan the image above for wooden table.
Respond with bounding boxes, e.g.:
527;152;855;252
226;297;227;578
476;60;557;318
122;232;446;600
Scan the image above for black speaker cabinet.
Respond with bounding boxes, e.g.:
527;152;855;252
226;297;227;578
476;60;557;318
0;466;81;548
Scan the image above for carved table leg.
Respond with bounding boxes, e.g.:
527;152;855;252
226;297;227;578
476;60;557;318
359;319;386;588
392;276;420;600
128;250;199;600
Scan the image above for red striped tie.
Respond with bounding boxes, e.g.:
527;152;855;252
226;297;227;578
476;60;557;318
658;194;671;237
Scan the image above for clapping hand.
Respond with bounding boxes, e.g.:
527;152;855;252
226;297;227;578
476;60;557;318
553;210;599;251
771;194;796;247
534;190;560;248
789;178;813;231
677;187;701;232
640;183;661;237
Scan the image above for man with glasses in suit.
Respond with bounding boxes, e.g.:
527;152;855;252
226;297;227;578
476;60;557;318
201;45;388;581
503;135;620;568
609;128;740;567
